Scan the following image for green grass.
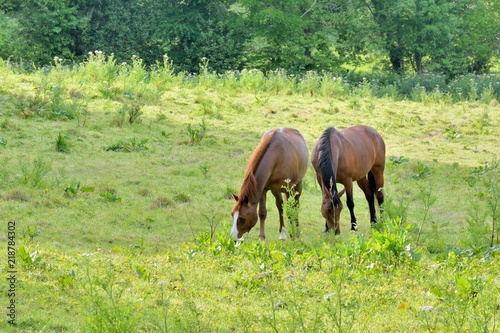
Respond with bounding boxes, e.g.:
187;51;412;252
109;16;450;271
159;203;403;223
0;58;499;332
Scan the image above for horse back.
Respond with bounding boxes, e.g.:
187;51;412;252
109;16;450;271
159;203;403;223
260;128;309;188
339;126;385;179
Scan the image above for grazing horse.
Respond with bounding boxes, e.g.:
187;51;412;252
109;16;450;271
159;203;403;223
231;128;309;241
311;125;385;234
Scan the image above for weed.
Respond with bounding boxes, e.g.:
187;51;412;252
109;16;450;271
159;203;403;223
388;156;409;166
18;245;42;267
18;156;52;188
0;137;7;147
156;112;167;122
64;182;95;197
200;208;220;240
298;70;321;96
54;132;70;153
100;191;122;202
83;264;140;333
267;68;293;95
379;191;410;225
186;119;208;145
410;84;427;102
125;101;143;125
480;84;495;104
103;137;149;152
370;218;420;266
416;186;437;245
254;94;270;106
112;108;128;128
77;108;90;127
199;164;210;178
411;161;432;179
282;179;301;239
25;225;41;242
347;97;361;110
12;92;48;118
473;111;491;134
444;126;461;140
469;79;479;101
198;57;218;89
58;270;76;289
467;161;500;247
324;267;357;333
464;201;490;248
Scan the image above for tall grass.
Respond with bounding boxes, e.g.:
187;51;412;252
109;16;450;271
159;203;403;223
1;54;498;103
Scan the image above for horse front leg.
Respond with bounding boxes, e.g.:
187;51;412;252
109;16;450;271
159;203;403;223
345;182;357;231
258;192;267;241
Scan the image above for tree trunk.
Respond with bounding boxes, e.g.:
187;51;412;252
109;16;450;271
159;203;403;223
414;51;423;75
389;47;404;74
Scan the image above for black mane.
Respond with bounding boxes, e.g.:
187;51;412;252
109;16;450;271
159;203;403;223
318;127;341;207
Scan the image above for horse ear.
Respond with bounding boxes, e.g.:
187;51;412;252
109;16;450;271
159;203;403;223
232;193;239;202
242;195;249;204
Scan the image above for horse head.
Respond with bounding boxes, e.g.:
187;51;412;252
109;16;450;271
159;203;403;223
321;187;343;235
231;194;258;240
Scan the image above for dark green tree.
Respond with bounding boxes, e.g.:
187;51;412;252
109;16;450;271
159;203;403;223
237;0;377;72
1;0;85;65
366;0;499;76
441;0;499;75
149;0;246;72
74;0;164;65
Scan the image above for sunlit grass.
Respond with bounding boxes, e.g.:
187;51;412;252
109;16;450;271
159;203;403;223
0;56;499;332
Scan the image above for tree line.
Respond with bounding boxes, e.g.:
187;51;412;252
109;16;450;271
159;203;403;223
0;0;498;77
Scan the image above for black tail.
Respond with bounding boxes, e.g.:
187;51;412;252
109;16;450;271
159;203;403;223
318;127;341;207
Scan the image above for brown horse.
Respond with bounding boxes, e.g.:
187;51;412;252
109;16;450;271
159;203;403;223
311;125;385;234
231;128;309;241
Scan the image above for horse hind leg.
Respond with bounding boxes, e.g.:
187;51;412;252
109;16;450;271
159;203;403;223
369;169;385;216
357;176;376;224
272;190;287;240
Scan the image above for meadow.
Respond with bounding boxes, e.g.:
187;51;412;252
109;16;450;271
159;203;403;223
0;54;499;332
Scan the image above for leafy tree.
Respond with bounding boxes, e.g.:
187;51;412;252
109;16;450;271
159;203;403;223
149;0;246;73
74;0;164;66
1;0;85;65
237;0;377;72
73;0;245;73
365;0;499;77
0;12;25;61
443;0;500;75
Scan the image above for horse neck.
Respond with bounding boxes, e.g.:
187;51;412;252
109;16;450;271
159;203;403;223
240;159;273;204
240;130;276;203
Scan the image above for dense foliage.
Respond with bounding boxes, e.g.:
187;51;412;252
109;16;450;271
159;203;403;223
0;0;498;76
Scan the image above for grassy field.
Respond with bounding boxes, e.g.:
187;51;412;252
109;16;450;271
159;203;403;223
0;56;499;332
